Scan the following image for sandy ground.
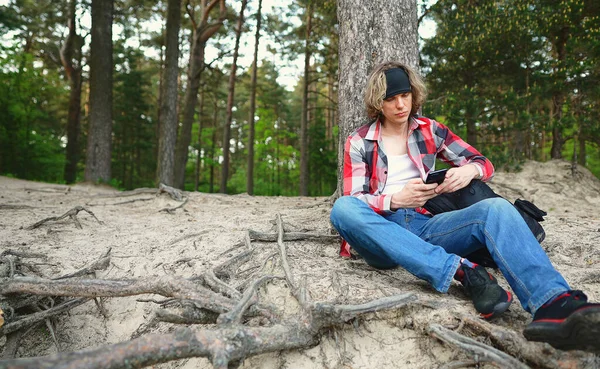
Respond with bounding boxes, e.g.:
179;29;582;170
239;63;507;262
1;159;600;368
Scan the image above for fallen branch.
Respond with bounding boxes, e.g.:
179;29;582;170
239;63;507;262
26;206;103;230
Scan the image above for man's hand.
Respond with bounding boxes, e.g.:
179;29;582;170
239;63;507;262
435;164;480;194
391;179;439;209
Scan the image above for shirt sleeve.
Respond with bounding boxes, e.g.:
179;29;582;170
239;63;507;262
435;121;495;181
343;136;392;213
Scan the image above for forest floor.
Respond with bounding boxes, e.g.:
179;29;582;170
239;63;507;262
1;159;600;369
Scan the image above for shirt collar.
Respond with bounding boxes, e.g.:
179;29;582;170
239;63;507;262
365;116;425;141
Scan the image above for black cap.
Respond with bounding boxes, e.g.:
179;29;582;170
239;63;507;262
384;68;411;99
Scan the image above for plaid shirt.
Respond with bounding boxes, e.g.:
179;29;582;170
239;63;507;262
340;115;494;257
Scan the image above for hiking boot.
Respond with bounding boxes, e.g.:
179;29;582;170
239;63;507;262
523;290;600;351
458;264;512;319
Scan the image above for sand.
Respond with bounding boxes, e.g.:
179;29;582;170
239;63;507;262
1;159;600;368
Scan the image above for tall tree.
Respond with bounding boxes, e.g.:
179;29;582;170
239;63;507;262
156;0;181;186
298;1;313;196
246;0;263;196
85;0;114;183
336;0;419;194
60;0;84;184
174;0;226;189
220;0;248;193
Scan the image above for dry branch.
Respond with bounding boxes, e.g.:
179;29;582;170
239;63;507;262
26;206;102;230
0;293;416;369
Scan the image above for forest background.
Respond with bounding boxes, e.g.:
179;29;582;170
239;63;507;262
1;0;600;196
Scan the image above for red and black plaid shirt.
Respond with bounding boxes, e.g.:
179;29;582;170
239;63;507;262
340;115;494;257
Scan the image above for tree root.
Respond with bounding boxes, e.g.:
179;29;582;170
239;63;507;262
248;229;339;243
428;323;530;369
0;276;234;314
159;197;189;214
4;214;598;369
26;206;103;230
0;293;416;369
459;316;598;369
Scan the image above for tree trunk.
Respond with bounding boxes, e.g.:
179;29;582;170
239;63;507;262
175;0;226;189
299;3;313;197
209;98;218;193
85;0;113;183
246;0;263;196
61;0;83;184
336;0;419;195
194;87;205;191
550;26;569;159
156;0;181;187
220;0;248;194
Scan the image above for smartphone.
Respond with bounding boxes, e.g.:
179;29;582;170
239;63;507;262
425;168;448;184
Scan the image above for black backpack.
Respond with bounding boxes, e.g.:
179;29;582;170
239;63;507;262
423;180;547;268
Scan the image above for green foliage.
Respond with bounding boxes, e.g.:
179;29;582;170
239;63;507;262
112;41;157;190
422;0;600;178
0;47;66;182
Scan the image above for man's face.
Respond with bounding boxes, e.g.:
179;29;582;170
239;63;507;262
381;92;412;126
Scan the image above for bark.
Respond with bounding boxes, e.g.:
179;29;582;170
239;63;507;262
156;0;182;187
336;0;419;195
209;98;218;193
550;26;570;159
246;0;263;196
84;0;113;183
220;0;248;194
194;87;205;191
299;3;313;197
61;0;83;184
175;0;226;190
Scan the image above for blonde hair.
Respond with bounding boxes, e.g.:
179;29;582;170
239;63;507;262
364;62;428;119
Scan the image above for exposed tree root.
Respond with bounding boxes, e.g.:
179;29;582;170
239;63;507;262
26;206;103;230
0;276;234;314
248;229;339;243
0;293;416;369
3;214;599;369
159;197;189;214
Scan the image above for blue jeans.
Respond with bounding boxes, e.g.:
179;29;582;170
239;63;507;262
330;196;570;313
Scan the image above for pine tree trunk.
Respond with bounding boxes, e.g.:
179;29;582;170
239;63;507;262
61;0;83;184
247;0;263;196
299;3;313;197
336;0;419;195
156;0;181;187
85;0;113;183
220;0;248;194
194;88;205;192
175;0;226;189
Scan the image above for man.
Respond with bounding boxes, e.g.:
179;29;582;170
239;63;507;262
330;61;600;351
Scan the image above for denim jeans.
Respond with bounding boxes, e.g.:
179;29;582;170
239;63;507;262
330;196;570;313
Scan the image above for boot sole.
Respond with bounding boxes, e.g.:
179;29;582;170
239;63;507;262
523;308;600;351
481;299;512;320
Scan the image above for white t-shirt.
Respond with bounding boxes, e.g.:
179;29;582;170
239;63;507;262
381;154;421;195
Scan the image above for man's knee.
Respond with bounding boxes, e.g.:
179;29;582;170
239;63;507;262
330;196;363;228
